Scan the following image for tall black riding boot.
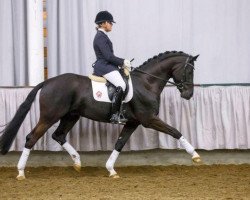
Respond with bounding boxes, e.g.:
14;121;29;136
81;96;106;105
110;86;127;124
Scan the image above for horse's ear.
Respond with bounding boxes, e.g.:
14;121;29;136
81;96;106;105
191;54;199;62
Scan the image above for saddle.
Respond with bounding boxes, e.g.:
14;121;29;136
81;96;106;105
89;68;130;101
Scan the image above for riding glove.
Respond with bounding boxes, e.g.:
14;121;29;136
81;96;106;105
123;59;131;68
123;59;132;70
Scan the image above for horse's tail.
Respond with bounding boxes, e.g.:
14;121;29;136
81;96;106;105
0;82;44;155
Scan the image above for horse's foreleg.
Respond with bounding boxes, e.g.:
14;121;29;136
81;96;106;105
179;136;201;162
106;122;139;178
17;121;52;180
106;150;120;178
142;116;201;163
52;114;81;171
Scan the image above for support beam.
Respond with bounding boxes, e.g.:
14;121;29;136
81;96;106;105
27;0;44;86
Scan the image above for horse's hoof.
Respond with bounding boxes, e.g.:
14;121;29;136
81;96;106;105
192;156;202;163
16;175;25;181
73;164;81;172
110;174;120;179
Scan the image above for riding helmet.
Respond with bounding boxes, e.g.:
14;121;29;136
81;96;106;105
95;11;116;24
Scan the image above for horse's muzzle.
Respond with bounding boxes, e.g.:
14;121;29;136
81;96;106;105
181;89;193;100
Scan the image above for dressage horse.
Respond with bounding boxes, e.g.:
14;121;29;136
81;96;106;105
0;51;200;180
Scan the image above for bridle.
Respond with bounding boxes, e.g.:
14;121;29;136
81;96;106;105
131;56;195;90
175;56;195;90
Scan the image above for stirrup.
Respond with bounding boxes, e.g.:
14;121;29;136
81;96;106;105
110;112;127;125
118;113;128;124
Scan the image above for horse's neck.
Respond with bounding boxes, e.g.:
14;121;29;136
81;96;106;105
136;59;175;95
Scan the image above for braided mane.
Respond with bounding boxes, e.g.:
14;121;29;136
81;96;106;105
138;51;189;68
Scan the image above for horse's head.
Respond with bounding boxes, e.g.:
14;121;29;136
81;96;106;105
132;51;199;100
172;55;199;100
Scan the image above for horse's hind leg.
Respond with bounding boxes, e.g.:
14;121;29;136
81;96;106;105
17;120;53;180
51;113;81;171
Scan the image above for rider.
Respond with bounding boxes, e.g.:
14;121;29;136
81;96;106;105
93;11;131;124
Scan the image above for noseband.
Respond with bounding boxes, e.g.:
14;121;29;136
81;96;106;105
132;56;195;90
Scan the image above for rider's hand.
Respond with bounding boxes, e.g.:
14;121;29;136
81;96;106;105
123;59;132;70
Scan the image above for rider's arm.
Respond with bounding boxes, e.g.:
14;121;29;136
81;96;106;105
95;35;124;66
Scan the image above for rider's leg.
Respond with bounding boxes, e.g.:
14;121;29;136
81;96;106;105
110;86;126;123
103;70;127;124
103;70;126;91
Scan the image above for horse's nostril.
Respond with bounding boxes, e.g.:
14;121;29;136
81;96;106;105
181;89;193;100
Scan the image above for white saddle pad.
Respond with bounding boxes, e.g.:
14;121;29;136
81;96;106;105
91;77;133;103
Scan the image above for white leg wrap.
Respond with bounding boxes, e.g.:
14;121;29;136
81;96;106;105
106;150;120;176
179;136;196;156
17;148;31;179
62;142;81;165
17;148;31;171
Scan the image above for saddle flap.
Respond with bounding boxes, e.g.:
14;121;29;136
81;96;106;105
89;68;131;102
90;76;133;103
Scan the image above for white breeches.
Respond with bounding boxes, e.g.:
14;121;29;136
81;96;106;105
103;70;126;91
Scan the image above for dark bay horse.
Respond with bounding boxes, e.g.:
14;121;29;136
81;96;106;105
0;51;200;180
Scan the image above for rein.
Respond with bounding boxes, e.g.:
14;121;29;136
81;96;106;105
131;56;194;90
